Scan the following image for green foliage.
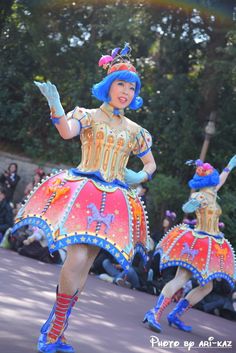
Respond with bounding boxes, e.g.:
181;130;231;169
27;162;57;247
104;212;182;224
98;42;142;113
147;173;188;232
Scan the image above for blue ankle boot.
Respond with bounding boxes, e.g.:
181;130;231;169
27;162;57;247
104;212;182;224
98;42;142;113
167;298;192;332
37;333;75;353
143;294;172;333
38;288;78;353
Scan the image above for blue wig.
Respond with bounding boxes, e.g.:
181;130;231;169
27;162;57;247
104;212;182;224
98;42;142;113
188;169;220;189
92;70;143;110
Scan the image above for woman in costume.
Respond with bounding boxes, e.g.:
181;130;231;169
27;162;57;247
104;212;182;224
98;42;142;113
13;43;156;353
143;157;236;333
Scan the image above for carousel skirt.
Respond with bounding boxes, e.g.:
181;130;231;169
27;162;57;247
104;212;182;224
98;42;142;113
13;170;150;271
155;224;236;288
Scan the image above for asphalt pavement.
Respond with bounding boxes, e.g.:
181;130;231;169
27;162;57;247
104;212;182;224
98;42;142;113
0;248;235;353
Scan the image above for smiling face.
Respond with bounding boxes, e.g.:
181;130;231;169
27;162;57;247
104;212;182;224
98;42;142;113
109;80;135;109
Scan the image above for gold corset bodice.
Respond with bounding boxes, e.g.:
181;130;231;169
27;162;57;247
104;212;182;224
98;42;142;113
68;104;152;183
193;189;222;235
78;121;134;182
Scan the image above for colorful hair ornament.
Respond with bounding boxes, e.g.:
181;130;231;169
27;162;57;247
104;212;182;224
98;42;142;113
120;43;131;56
195;159;204;167
186;158;219;189
185;159;214;176
185;159;204;167
196;163;213;177
98;43;137;75
185;159;196;166
98;55;113;68
111;47;120;58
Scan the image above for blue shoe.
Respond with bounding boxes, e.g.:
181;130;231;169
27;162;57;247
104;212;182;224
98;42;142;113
167;298;192;332
145;311;162;333
143;294;172;333
38;333;75;353
39;287;78;353
57;336;75;353
37;333;58;353
143;308;156;323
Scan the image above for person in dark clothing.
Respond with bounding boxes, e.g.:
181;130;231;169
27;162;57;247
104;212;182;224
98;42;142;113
136;183;149;205
89;249;114;275
151;210;177;245
18;226;62;264
0;186;13;240
195;279;236;320
0;163;20;202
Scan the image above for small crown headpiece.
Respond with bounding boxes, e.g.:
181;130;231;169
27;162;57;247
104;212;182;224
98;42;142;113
185;159;214;176
98;43;137;75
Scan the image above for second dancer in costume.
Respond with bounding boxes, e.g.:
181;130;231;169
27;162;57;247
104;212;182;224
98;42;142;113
13;44;156;353
143;156;236;333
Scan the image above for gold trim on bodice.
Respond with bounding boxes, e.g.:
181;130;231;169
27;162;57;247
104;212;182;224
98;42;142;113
77;104;138;182
194;188;222;235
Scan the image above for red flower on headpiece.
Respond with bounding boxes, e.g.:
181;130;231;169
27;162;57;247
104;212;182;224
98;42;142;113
196;163;213;176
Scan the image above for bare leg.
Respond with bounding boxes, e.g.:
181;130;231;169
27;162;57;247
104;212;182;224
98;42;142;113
185;280;213;306
59;244;100;295
166;280;214;332
144;267;192;332
162;267;192;297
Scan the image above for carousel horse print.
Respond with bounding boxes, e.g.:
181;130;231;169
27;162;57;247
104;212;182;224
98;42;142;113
87;203;115;234
180;242;199;261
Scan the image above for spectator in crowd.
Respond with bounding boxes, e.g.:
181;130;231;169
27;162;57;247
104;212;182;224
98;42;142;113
151;209;177;245
0;185;14;242
0;162;20;202
89;249;114;276
98;256;137;289
195;279;236;321
17;226;62;264
136;183;149;205
5;225;32;252
24;168;45;197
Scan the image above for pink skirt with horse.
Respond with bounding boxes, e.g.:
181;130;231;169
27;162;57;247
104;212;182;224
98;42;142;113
155;224;236;288
13;170;150;270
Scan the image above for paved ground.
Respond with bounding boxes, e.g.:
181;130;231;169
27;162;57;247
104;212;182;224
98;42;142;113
0;248;235;353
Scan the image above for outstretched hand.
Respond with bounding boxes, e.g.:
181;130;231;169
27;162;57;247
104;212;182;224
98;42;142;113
34;81;60;106
34;81;64;117
227;155;236;171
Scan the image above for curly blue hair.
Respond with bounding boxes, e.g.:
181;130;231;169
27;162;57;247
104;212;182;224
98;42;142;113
188;169;220;189
92;70;143;110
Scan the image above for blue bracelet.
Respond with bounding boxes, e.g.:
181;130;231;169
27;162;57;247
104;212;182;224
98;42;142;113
50;116;62;125
223;167;230;173
145;171;153;181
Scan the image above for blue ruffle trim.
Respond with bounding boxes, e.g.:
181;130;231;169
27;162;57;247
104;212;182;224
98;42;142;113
69;168;129;189
195;230;224;240
12;216;148;272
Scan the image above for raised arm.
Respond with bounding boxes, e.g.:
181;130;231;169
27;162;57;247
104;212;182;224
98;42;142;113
34;81;80;139
124;151;156;186
215;155;236;192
